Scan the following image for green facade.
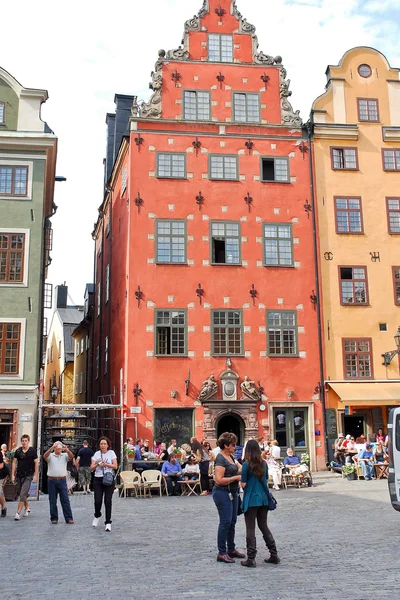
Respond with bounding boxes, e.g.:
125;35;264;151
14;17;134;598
0;78;19;131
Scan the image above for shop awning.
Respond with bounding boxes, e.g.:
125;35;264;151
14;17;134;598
327;382;400;405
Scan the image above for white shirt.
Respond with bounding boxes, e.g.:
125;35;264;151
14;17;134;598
167;445;175;455
271;446;281;459
211;446;220;459
46;452;69;478
93;450;117;478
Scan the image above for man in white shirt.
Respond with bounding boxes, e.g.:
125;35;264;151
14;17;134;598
43;442;75;524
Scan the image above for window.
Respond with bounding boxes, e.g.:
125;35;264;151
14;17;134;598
0;323;21;375
334;197;363;233
104;337;108;375
261;157;289;182
183;91;210;120
96;346;99;379
210;221;240;264
86;335;89;351
343;338;373;379
97;283;101;317
105;264;110;303
58;341;61;358
80;338;84;354
76;341;79;357
79;372;83;394
267;311;298;356
50;346;53;362
339;266;368;305
208;34;233;62
156;220;186;264
44;283;53;309
212;310;243;355
0;233;25;282
393;267;400;306
357;98;379;122
121;166;127;194
331;148;358;170
156;153;186;178
387;198;400;233
358;64;372;78
0;166;28;196
74;374;78;395
155;310;187;356
383;149;400;171
209;155;238;180
233;93;260;123
0;102;4;124
263;223;293;266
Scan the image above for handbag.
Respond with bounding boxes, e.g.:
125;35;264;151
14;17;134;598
237;493;243;516
268;492;277;511
101;454;115;487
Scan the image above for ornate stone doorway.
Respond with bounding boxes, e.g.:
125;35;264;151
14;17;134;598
216;413;245;445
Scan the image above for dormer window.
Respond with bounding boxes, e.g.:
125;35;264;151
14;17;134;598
0;102;4;124
208;34;233;62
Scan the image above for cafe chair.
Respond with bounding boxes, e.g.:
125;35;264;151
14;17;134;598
120;471;141;499
141;470;162;497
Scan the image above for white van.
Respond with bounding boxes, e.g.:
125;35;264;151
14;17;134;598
388;407;400;512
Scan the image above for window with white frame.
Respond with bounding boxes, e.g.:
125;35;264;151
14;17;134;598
0;322;21;374
0;165;28;196
75;374;79;395
97;282;101;317
121;166;127;194
80;338;84;354
183;91;210;120
0;233;25;283
96;346;99;379
104;337;108;375
233;93;260;122
0;102;4;124
76;341;79;357
79;372;83;394
208;34;233;62
209;155;238;180
105;264;110;303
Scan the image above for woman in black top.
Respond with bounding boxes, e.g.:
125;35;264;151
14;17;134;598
191;439;210;496
212;432;244;563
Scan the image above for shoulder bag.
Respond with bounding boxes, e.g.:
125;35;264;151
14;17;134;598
261;463;277;511
101;454;115;487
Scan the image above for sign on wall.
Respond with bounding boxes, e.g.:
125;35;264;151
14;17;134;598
154;409;194;447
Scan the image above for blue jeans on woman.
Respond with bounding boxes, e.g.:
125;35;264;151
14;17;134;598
47;478;73;522
212;487;238;555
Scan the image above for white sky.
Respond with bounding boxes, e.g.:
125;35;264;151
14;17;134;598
1;0;399;305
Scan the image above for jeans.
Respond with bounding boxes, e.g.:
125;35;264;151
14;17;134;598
244;505;277;559
165;475;182;495
361;460;374;479
47;478;73;522
93;477;114;524
212;487;238;555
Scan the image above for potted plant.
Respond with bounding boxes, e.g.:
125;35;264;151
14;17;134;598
300;453;310;466
173;447;182;459
343;464;357;480
123;443;136;462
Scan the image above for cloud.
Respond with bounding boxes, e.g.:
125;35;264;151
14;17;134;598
1;0;399;304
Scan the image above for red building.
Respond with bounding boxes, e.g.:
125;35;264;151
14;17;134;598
93;0;325;469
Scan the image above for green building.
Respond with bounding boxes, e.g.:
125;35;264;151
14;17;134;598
0;65;57;448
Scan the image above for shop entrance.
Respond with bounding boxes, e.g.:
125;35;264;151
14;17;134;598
0;424;12;447
273;407;309;458
216;413;245;446
343;415;365;440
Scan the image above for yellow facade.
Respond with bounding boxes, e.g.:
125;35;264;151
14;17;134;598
312;47;400;442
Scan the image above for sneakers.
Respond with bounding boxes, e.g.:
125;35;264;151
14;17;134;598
272;485;280;490
23;509;29;517
14;512;20;521
1;508;6;518
92;517;100;528
105;523;111;532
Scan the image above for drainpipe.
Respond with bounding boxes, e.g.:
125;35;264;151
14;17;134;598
307;114;329;466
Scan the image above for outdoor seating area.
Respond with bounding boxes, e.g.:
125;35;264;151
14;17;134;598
331;432;389;481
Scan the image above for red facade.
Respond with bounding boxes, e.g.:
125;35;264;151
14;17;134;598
93;0;325;469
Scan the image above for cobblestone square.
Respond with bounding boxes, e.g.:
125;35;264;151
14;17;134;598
2;474;400;600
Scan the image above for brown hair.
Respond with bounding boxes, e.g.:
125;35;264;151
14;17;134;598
217;432;237;450
21;434;30;441
99;436;111;450
244;439;265;478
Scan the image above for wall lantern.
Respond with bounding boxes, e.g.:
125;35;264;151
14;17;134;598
51;386;59;401
382;326;400;366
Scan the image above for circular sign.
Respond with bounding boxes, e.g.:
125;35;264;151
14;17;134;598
259;404;266;411
224;381;235;397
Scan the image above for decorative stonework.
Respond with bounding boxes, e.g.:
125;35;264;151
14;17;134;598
279;67;302;127
240;375;261;401
202;400;259;442
198;373;218;402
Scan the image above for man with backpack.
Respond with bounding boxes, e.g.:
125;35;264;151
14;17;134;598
0;451;9;517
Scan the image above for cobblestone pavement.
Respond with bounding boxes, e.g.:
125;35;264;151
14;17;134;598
2;473;400;600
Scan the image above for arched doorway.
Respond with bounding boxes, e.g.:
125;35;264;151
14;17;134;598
216;413;245;446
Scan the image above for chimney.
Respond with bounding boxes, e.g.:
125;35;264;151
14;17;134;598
54;284;68;309
104;113;115;184
113;94;134;163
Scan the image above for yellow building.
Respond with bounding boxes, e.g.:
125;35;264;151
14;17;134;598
312;47;400;449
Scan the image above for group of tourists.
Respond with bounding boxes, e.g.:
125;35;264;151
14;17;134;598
332;428;389;479
0;434;118;531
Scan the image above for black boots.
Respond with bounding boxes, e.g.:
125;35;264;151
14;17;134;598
241;558;256;568
264;555;281;564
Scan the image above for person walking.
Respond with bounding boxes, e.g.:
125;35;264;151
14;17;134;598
43;442;75;524
90;437;117;532
75;439;94;493
240;439;280;567
0;451;8;517
11;434;38;521
212;432;244;563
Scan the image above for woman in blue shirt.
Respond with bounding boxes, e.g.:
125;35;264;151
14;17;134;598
240;439;280;567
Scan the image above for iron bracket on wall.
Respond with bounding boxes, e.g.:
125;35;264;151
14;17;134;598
196;283;204;305
135;285;143;308
134;192;144;214
244;191;253;212
249;283;257;305
196;191;205;211
134;134;144;152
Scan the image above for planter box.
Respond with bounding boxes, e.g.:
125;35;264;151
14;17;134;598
3;482;18;501
346;472;357;480
127;457;136;463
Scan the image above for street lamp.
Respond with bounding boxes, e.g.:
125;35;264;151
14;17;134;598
51;385;59;401
381;326;400;366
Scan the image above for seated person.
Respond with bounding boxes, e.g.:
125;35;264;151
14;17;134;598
156;442;169;461
263;451;282;491
344;436;358;465
358;443;374;480
333;434;345;466
283;448;311;484
161;454;182;496
375;428;386;444
373;442;388;465
183;456;200;481
283;448;301;470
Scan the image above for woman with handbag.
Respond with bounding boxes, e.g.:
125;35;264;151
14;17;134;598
90;437;117;532
240;439;280;568
212;432;244;563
